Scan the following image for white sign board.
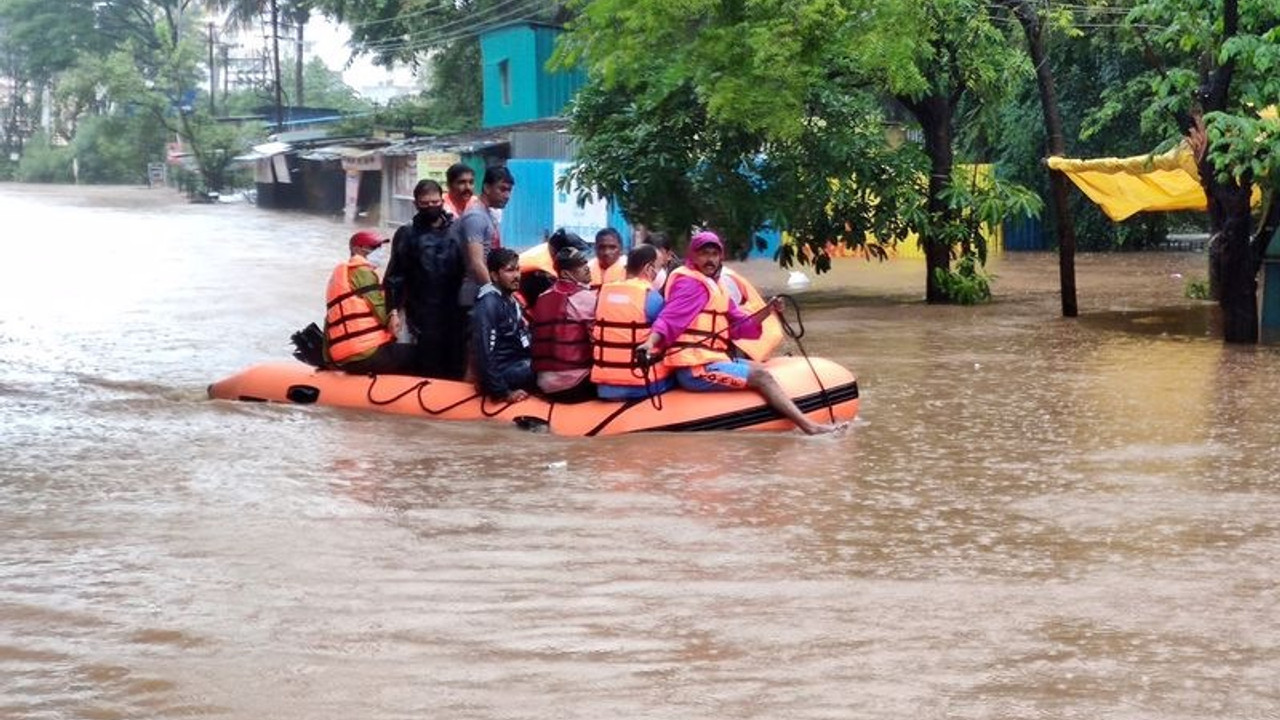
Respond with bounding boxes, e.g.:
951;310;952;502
552;162;610;240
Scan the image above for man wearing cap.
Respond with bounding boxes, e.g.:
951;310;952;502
528;246;598;402
636;231;839;435
518;227;590;308
323;230;417;375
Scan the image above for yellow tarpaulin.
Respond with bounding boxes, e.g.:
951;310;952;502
1047;142;1206;221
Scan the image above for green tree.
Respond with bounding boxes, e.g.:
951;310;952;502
1110;0;1280;342
557;0;1041;301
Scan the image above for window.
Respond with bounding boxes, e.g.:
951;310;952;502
498;59;511;106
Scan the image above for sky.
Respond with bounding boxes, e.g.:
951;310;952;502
305;16;418;94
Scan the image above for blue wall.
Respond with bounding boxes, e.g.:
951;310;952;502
1003;216;1048;251
500;159;631;251
480;24;586;129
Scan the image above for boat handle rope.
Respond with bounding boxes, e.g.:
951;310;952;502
774;294;836;425
363;374;486;416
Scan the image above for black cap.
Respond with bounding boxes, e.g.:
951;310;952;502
549;228;589;254
554;247;589;272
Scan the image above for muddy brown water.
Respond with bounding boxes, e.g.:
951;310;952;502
2;183;1278;719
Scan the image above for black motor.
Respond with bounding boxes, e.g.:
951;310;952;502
290;323;327;368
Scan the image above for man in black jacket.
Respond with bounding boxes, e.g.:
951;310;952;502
471;248;534;403
384;179;466;379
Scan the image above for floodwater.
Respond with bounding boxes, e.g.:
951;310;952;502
2;183;1278;719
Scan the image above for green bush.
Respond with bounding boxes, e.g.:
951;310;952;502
934;252;996;305
16;133;74;183
1184;276;1211;300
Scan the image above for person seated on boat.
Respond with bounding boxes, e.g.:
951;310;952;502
384;179;466;379
592;244;678;401
323;230;418;376
635;231;838;435
588;227;626;289
641;231;677;292
529;247;598;403
471;248;535;403
519;228;589;307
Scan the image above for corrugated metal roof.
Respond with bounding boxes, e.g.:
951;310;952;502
298;144;387;162
381;118;570;157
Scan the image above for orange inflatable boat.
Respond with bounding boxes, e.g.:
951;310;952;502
208;356;859;436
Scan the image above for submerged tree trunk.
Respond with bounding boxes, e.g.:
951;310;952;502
903;93;957;303
1210;180;1256;342
1198;0;1258;343
999;0;1079;317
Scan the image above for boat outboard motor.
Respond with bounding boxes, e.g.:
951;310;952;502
290;322;327;368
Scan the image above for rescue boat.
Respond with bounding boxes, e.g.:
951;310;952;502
207;356;859;436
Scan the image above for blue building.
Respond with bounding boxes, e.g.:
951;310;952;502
479;22;587;130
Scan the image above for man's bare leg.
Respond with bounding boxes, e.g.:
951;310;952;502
746;366;839;435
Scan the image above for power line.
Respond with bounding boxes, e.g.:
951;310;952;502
360;0;548;52
360;0;550;55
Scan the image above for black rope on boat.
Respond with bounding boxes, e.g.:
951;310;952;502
366;374;431;406
364;374;484;417
630;349;665;412
479;394;516;418
774;294;836;425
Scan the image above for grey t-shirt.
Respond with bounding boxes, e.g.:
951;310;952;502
457;204;500;307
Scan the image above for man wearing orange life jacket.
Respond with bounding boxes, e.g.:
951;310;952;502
324;231;417;375
529;247;597;402
592;244;677;400
636;231;839;435
442;163;481;220
588;227;626;289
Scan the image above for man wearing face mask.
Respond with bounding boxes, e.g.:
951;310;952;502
323;230;417;375
385;179;467;379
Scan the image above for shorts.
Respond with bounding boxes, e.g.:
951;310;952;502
597;375;677;400
675;361;751;392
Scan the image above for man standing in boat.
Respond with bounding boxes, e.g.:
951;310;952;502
323;231;417;376
385;179;466;379
636;231;839;435
458;166;515;310
442;163;479;220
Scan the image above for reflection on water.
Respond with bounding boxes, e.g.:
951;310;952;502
2;184;1279;719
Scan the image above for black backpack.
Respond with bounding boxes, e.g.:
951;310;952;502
396;223;464;303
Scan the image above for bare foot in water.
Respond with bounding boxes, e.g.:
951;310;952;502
799;420;849;435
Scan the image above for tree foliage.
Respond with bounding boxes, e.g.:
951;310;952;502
557;0;1041;301
1101;0;1280;342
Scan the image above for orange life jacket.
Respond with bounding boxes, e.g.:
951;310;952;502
519;242;555;277
589;258;626;289
324;257;394;364
720;267;783;362
661;266;732;368
591;278;671;385
443;193;478;220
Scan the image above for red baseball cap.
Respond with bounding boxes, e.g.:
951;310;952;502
350;230;387;249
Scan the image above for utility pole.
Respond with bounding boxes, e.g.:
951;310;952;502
295;16;305;108
208;22;217;114
271;0;283;131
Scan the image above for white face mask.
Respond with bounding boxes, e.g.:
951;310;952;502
366;248;387;268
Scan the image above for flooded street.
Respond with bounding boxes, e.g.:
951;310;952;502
2;183;1278;719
